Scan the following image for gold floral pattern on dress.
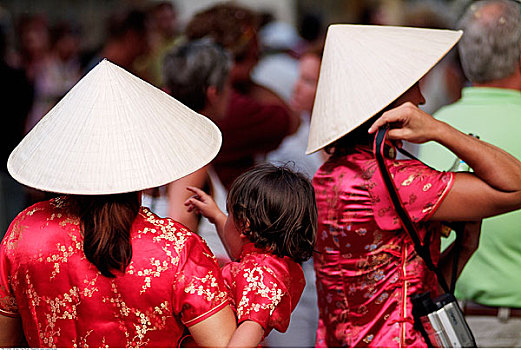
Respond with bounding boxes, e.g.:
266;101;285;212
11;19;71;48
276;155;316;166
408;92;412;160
102;281;172;348
1;201;229;347
312;147;454;347
234;264;284;318
71;330;103;348
401;174;416;186
184;270;227;302
0;282;17;315
135;258;170;294
363;333;374;344
20;271;81;348
38;240;80;280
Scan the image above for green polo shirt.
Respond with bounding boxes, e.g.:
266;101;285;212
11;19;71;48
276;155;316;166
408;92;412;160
418;87;521;308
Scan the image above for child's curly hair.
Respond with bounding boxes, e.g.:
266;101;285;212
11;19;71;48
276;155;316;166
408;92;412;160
227;163;317;263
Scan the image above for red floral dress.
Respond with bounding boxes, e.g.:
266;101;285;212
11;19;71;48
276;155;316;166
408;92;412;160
221;243;305;337
0;198;229;348
312;146;454;347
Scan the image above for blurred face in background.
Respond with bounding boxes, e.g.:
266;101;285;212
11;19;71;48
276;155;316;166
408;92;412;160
19;16;50;60
290;53;321;113
229;36;259;85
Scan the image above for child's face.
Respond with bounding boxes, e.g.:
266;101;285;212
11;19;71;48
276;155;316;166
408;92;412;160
223;214;247;259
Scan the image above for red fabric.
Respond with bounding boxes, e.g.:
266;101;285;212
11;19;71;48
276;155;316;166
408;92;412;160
312;146;454;347
0;198;229;347
213;90;292;189
221;243;305;336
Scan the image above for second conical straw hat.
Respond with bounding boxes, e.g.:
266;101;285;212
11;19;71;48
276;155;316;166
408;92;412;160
8;59;222;195
306;25;462;154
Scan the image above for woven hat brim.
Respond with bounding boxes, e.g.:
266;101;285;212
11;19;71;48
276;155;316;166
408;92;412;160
306;25;462;154
7;59;222;195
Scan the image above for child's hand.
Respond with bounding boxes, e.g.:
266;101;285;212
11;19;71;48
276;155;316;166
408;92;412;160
185;186;225;225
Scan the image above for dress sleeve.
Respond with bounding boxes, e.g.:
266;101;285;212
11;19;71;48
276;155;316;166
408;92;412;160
171;234;229;327
231;261;292;334
0;219;20;317
370;158;454;231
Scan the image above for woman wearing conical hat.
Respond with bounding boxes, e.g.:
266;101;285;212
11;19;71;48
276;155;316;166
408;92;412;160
0;59;236;347
308;25;521;347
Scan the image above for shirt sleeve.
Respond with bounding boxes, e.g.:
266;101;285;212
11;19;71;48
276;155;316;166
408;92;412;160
171;234;229;327
230;261;292;334
0;220;20;317
370;158;454;231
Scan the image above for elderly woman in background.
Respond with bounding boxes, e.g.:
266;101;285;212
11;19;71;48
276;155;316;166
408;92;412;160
185;3;299;190
0;59;236;347
142;38;232;233
308;25;521;347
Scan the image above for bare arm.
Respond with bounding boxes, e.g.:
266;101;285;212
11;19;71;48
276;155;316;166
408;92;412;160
0;315;26;347
227;320;264;348
437;221;481;292
167;167;209;232
188;306;237;347
369;102;521;221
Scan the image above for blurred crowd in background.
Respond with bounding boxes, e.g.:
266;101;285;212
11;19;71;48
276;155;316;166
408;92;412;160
0;0;474;236
0;0;502;347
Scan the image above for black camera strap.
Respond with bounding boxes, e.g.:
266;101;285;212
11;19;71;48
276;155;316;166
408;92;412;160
373;127;453;293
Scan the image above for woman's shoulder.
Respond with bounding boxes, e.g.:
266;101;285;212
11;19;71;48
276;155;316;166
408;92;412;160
138;207;201;238
1;197;72;257
136;207;214;255
10;197;66;226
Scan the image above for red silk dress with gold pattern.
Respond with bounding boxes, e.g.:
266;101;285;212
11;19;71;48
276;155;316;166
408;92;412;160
0;198;229;347
312;146;454;347
221;243;305;338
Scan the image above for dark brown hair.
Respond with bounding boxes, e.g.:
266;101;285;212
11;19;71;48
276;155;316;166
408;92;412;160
185;3;259;61
227;164;317;263
66;192;140;277
325;117;377;157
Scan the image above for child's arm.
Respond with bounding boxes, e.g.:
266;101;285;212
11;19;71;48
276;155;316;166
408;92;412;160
185;186;227;236
227;320;265;348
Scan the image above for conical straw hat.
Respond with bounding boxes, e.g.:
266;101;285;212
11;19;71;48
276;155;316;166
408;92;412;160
306;25;462;154
8;59;222;195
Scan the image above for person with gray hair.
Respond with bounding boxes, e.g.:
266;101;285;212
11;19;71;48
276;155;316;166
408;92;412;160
458;0;521;84
418;0;521;346
142;39;232;243
162;38;232;116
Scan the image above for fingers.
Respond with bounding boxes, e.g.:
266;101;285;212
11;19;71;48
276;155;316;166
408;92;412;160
368;105;408;134
184;198;200;213
387;128;409;140
368;115;390;134
186;186;208;198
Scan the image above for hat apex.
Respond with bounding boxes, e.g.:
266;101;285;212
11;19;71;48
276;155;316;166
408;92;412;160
306;25;462;154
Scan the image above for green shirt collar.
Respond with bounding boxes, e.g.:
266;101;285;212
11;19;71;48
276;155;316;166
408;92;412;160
461;86;521;103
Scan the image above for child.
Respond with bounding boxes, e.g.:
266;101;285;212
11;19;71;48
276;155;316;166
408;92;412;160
185;164;317;347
